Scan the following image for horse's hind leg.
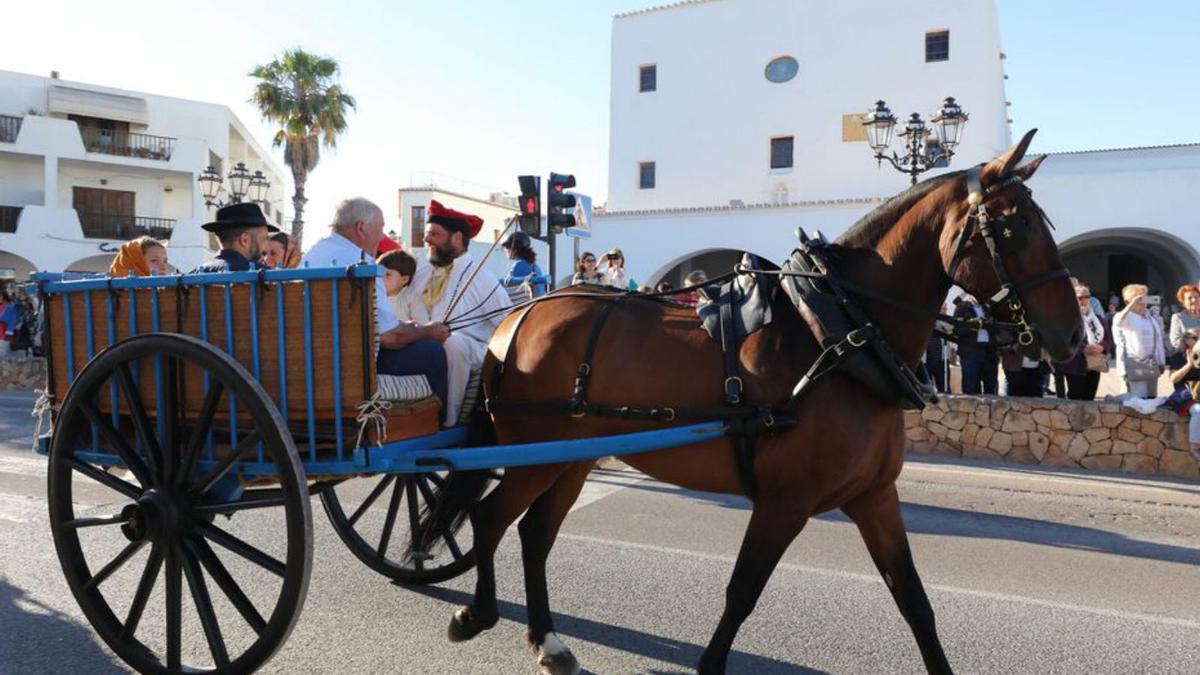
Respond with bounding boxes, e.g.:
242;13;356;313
518;461;593;675
698;503;809;675
843;482;953;675
448;464;571;643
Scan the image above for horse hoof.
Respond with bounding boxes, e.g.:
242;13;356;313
538;649;580;675
534;633;580;675
447;606;497;643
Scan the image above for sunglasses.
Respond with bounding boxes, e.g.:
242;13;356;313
582;258;596;263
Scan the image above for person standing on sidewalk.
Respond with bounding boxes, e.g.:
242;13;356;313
1113;284;1167;398
953;295;998;395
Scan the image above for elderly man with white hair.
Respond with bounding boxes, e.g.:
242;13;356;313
303;197;451;421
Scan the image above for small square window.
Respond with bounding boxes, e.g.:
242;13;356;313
770;137;794;169
926;31;949;62
639;65;657;93
411;205;426;248
639;162;656;189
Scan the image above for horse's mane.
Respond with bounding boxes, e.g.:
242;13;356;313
836;171;963;249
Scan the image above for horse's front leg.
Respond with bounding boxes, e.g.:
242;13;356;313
448;465;568;643
843;481;953;675
518;461;593;675
698;502;809;675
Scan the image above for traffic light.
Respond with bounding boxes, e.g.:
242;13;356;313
517;175;541;236
546;172;577;234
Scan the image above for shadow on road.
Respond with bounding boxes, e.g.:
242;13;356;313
401;583;826;674
0;576;124;674
589;469;752;511
812;502;1200;567
602;476;1200;567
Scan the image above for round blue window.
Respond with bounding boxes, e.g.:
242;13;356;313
764;56;799;83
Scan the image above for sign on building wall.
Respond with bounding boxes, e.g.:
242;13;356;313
842;114;868;142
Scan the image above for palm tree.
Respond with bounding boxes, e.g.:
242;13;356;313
250;48;356;243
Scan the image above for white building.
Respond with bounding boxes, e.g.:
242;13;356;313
398;184;518;250
397;179;521;281
589;0;1200;299
0;70;287;279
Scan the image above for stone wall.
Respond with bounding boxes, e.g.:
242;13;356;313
905;396;1200;480
0;356;47;391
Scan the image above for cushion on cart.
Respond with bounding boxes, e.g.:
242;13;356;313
376;374;435;401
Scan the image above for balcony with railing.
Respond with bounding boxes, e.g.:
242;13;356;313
0;205;21;233
79;127;175;161
76;211;175;240
0;115;22;143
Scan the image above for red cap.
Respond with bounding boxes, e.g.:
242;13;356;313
376;235;401;255
428;199;484;239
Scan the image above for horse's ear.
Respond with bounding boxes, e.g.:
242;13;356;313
1012;154;1047;182
982;128;1037;184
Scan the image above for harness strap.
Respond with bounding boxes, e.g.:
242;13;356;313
570;296;626;417
718;290;743;405
785;325;876;408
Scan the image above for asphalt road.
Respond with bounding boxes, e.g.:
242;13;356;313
1;390;1199;674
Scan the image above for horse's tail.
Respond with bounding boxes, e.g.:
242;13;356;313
404;408;497;564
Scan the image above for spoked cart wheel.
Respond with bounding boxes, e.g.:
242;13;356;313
320;468;498;584
47;333;312;674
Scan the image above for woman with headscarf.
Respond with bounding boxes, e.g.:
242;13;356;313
262;231;301;269
109;236;169;277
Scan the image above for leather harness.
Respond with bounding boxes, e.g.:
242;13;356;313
482;167;1071;499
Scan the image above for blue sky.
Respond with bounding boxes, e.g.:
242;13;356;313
4;0;1198;247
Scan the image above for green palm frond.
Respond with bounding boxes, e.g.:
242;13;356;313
248;47;355;170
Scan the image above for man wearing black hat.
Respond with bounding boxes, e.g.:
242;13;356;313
190;203;278;273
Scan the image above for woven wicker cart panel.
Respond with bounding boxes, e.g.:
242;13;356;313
47;278;378;423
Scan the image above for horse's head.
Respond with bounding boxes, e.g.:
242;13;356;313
938;129;1082;361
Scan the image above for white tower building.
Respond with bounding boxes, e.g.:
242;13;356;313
588;0;1200;299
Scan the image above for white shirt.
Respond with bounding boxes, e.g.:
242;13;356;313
301;232;400;334
971;304;989;344
1122;311;1160;360
398;252;512;345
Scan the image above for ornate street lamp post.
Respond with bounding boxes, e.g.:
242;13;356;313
862;97;968;185
198;162;272;208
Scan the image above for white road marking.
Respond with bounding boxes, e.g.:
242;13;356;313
558;533;1200;630
572;467;647;513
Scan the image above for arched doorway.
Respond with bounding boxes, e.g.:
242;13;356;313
648;248;761;288
67;254;116;274
1059;228;1200;308
0;251;37;282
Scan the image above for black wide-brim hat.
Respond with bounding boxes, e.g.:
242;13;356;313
201;202;280;234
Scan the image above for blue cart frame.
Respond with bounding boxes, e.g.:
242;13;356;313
31;264;727;675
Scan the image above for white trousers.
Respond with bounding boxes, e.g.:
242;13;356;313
442;333;485;425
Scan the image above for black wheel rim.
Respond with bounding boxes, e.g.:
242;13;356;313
320;470;495;584
47;333;312;674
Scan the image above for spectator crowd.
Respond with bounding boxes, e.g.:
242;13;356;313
925;278;1200;405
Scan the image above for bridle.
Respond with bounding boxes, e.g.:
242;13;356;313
944;165;1071;347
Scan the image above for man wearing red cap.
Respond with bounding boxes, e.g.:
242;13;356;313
399;200;512;423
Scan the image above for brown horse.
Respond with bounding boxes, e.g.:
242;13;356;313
414;131;1082;674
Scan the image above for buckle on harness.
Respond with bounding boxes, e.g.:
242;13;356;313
847;325;875;348
724;376;744;405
